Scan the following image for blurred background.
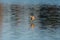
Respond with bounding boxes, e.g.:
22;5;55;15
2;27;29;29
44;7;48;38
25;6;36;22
0;0;60;40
